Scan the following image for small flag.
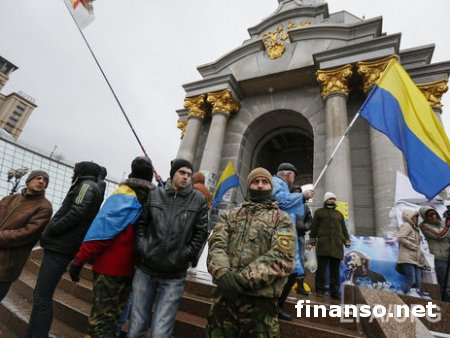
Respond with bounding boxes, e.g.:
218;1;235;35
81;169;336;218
212;161;240;208
359;59;450;200
63;0;95;29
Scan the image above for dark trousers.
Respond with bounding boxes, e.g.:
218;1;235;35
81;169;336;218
278;273;298;308
0;281;12;301
316;256;341;297
25;249;73;338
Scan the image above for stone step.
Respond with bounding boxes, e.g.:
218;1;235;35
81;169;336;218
0;287;82;338
24;249;364;337
13;265;91;333
398;293;450;334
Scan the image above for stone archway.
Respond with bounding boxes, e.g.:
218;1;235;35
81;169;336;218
252;129;313;185
237;109;314;188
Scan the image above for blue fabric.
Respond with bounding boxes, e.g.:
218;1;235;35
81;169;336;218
399;263;422;294
272;175;304;275
360;85;450;200
83;193;142;242
128;268;186;338
213;174;240;208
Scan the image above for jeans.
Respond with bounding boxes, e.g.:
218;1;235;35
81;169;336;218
399;263;422;294
434;260;450;301
116;292;132;336
0;281;12;301
127;268;186;338
25;249;73;338
316;256;341;297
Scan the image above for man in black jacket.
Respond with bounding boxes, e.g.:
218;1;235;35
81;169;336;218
25;161;103;338
128;158;208;338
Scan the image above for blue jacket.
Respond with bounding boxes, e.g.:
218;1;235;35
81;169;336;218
272;175;304;275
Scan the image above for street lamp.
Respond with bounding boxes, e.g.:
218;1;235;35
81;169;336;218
7;167;29;195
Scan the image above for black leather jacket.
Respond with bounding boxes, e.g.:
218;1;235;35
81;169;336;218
135;182;208;278
40;176;103;256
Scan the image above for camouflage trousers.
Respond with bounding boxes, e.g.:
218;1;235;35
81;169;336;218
88;272;132;338
205;293;280;338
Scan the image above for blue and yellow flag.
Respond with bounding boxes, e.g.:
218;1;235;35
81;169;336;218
359;60;450;200
83;185;142;242
212;161;240;208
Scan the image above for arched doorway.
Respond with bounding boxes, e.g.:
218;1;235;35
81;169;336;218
252;130;313;185
237;109;314;188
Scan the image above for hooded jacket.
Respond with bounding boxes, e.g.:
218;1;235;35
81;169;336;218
397;209;427;267
40;162;102;256
419;206;450;261
0;189;52;281
192;172;212;209
135;181;208;278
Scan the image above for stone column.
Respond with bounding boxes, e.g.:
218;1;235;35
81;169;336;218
417;79;448;122
176;95;207;163
357;55;405;236
316;64;355;234
199;89;240;191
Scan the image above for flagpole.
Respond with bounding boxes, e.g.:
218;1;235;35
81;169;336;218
313;112;361;189
62;2;164;183
63;3;147;155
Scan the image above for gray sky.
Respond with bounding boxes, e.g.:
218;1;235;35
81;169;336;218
1;0;449;182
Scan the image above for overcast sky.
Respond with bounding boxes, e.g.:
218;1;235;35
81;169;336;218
0;0;449;182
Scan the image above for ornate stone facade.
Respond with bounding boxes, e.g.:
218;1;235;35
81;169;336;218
176;0;450;237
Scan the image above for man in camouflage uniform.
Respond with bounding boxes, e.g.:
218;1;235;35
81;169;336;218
206;167;295;338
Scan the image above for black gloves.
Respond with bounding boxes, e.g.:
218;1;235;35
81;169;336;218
217;271;244;303
69;261;83;283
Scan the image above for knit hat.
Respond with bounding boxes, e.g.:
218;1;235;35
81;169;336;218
26;170;49;188
324;192;337;203
170;158;193;180
277;163;298;176
130;156;153;181
247;167;273;189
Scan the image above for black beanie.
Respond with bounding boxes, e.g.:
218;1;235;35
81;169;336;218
130;156;153;181
170;158;193;180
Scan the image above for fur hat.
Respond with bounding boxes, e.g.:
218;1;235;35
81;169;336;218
323;191;337;203
247;167;273;189
170;158;193;180
26;170;49;188
130;156;153;181
277;163;298;176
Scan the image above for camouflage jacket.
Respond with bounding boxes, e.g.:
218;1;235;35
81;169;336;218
207;200;295;298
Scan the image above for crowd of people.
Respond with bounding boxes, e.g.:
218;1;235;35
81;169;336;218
0;157;448;337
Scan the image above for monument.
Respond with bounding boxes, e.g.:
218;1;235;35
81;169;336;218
175;0;449;236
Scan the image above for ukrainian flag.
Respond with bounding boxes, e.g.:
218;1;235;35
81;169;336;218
360;59;450;200
212;160;240;208
83;185;142;241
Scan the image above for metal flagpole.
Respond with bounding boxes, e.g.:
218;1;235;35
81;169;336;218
313;112;361;189
312;82;380;189
63;3;147;155
62;2;164;183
